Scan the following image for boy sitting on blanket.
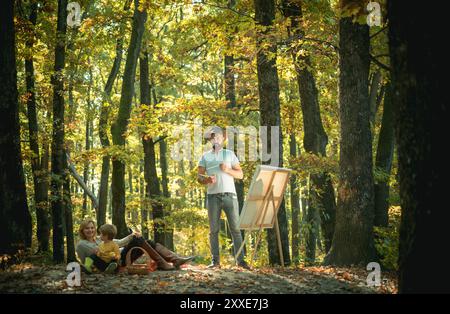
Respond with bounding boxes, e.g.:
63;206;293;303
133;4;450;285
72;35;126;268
84;224;120;274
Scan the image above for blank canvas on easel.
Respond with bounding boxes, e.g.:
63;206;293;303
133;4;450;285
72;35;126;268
238;165;291;230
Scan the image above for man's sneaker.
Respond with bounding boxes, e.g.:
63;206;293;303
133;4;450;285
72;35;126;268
207;262;221;269
104;262;118;274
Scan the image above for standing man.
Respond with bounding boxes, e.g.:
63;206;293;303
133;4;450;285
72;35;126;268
198;126;249;269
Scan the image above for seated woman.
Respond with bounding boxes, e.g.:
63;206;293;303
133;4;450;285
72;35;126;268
76;218;195;271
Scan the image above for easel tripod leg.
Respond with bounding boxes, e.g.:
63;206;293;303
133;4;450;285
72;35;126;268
235;231;248;265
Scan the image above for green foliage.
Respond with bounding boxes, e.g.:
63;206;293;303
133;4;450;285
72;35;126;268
374;206;401;270
14;0;394;268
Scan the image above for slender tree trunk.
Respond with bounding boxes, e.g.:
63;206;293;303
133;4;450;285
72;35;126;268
140;51;165;245
254;0;291;266
50;0;69;263
98;1;131;228
98;37;123;227
128;165;133;194
0;0;32;254
282;0;336;258
82;72;92;217
142;137;165;245
374;84;394;227
139;160;149;238
305;175;318;264
159;139;174;250
63;152;76;262
388;1;445;293
323;1;376;266
150;68;172;248
223;22;245;244
25;2;50;252
369;70;382;129
224;56;244;212
289;134;300;264
111;0;147;238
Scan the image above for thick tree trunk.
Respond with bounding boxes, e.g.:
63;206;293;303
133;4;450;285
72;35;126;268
25;2;50;252
323;2;376;266
374;84;394;227
388;1;445;293
0;0;32;254
140;51;165;245
254;0;291;266
282;0;336;258
111;0;147;238
50;0;69;263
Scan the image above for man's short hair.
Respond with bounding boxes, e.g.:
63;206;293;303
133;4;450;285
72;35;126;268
204;126;224;140
98;224;117;240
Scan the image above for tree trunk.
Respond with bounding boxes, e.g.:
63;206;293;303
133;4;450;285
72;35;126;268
150;67;173;248
111;0;147;238
63;152;76;262
374;84;394;227
98;37;123;227
369;70;382;129
159;139;174;250
388;1;445;293
0;0;32;254
224;58;245;213
223;26;245;243
140;51;165;245
25;2;50;252
139;160;148;238
305;175;318;264
254;0;291;266
142;137;165;245
323;1;376;266
98;1;131;228
82;71;92;217
289;134;300;264
50;0;69;263
282;0;336;258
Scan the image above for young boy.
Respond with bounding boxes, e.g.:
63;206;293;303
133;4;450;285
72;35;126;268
84;224;120;274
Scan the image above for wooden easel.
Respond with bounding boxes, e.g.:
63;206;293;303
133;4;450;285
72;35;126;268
234;184;285;269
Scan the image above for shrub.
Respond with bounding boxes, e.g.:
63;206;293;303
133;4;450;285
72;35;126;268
374;206;401;270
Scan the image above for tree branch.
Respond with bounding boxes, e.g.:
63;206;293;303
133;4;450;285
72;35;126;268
152;135;169;145
370;55;390;71
202;1;255;20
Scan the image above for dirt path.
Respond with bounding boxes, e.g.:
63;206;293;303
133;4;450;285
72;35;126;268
0;263;396;294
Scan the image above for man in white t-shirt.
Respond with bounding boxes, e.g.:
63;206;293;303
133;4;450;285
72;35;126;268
197;126;249;269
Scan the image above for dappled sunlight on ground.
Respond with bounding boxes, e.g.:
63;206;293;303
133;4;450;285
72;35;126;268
0;263;396;294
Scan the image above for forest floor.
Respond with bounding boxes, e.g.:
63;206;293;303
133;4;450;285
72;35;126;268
0;261;397;294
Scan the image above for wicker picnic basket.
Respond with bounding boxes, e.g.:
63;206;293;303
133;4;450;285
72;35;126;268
125;246;157;275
